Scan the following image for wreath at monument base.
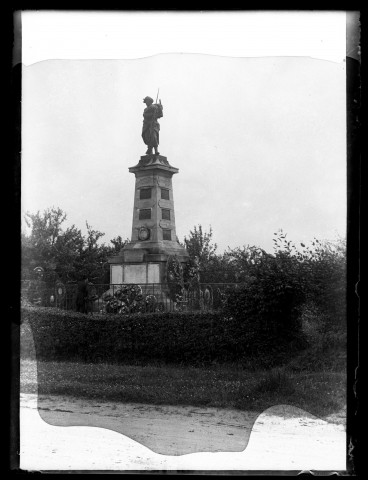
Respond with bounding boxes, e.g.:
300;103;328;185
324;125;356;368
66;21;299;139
101;286;163;314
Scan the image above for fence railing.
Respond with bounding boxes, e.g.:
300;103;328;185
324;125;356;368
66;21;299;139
21;280;240;314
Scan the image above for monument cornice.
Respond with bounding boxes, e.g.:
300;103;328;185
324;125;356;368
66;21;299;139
129;155;179;175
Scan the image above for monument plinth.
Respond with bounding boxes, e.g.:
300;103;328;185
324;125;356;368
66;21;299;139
108;154;189;285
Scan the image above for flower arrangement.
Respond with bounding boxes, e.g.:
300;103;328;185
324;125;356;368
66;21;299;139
101;285;163;314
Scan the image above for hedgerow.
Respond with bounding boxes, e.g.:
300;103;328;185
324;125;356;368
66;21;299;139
21;305;307;367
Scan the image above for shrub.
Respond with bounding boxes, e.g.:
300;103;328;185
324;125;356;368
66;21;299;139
225;233;346;336
21;305;305;367
222;279;303;337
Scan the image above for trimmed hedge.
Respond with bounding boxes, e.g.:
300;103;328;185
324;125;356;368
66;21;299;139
21;305;307;366
222;283;303;335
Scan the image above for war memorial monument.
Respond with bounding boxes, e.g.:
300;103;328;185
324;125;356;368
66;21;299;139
108;95;189;287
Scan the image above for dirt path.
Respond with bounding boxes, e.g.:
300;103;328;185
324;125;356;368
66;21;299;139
19;356;346;471
21;392;258;455
20;392;346;472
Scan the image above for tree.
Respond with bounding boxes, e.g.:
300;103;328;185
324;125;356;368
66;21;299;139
72;222;107;282
21;207;130;285
22;207;83;282
108;235;128;255
184;225;221;283
184;225;217;260
224;242;305;334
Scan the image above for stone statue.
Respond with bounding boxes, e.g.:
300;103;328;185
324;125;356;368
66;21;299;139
142;96;163;155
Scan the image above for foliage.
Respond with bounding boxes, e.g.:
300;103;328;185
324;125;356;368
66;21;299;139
183;225;254;283
109;235;128;254
22;207;128;284
166;255;184;303
22;208;346;338
184;225;222;283
184;224;217;260
71;222;107;282
272;230;346;328
22;207;81;282
21;279;55;307
182;226;346;333
183;257;200;288
221;230;346;335
22;305;307;367
222;248;304;335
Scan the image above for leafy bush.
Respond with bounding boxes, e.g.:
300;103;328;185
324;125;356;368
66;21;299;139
222;233;346;339
221;263;304;337
21;305;306;367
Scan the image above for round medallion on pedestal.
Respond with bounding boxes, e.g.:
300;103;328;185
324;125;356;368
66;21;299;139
138;226;150;241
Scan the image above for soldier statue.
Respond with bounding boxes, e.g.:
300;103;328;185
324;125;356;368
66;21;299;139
142;95;163;155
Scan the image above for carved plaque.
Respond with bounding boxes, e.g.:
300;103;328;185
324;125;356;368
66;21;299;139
159;220;170;229
158;199;171;208
147;264;160;283
124;265;147;283
111;265;123;284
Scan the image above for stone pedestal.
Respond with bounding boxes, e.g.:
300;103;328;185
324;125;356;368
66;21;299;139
108;154;189;287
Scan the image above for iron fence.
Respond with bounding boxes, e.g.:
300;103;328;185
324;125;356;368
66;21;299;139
21;280;240;314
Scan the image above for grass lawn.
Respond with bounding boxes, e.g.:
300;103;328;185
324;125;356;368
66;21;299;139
21;357;345;420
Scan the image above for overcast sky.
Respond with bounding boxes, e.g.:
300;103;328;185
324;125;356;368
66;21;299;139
21;11;347;253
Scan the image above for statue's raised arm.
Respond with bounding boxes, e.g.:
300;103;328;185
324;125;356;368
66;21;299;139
142;96;163;155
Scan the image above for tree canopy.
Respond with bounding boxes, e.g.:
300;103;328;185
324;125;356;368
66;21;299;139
22;207;128;284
